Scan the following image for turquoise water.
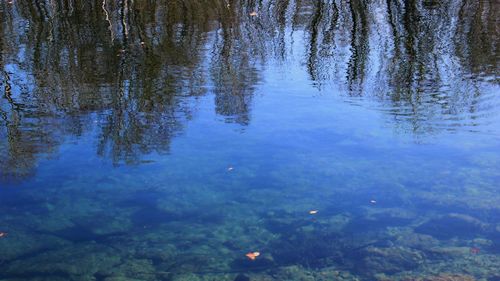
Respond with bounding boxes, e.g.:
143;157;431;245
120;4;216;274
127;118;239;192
1;1;500;280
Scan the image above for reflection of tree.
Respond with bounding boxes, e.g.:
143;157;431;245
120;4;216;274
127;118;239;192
298;0;497;134
347;0;368;93
0;0;498;180
209;4;263;125
0;0;264;179
380;0;499;135
455;0;499;79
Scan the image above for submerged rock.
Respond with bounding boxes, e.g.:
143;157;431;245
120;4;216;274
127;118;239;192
415;213;490;240
425;246;470;259
234;274;251;281
358;246;424;275
402;274;476;281
394;232;439;249
2;243;123;279
270;265;360;281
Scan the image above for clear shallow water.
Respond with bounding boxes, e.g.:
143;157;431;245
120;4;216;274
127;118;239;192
0;1;499;280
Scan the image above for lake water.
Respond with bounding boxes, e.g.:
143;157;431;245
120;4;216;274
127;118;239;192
0;1;499;281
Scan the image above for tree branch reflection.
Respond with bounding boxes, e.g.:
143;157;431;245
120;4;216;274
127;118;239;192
0;0;497;181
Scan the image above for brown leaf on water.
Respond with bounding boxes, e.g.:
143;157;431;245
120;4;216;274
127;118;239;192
245;251;260;260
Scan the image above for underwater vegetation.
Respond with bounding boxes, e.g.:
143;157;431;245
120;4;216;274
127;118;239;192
0;166;499;280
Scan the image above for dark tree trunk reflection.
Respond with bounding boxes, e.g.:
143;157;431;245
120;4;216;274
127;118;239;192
0;0;498;180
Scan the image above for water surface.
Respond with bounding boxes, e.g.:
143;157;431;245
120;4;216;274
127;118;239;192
1;1;499;280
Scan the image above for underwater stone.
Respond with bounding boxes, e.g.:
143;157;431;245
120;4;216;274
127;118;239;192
110;259;156;280
415;214;489;240
0;231;70;261
358;246;424;274
234;274;251;281
271;265;316;281
395;232;439;249
2;243;122;278
403;274;476;281
472;238;493;248
271;266;360;281
104;277;147;281
171;273;202;281
425;246;470;258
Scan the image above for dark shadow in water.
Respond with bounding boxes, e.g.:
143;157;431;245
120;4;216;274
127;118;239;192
342;216;413;234
414;213;492;240
259;211;367;270
131;207;182;227
51;224;126;243
117;190;164;208
131;205;226;228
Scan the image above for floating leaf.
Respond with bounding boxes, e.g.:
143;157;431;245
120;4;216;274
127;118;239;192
245;251;260;260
